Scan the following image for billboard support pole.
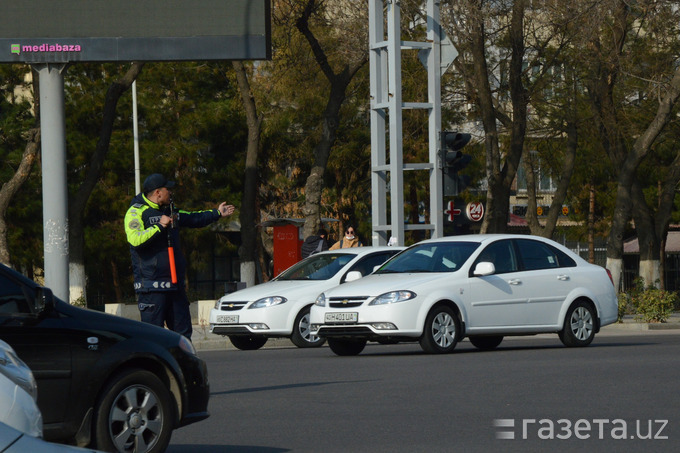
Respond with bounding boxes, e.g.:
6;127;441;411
132;80;141;194
35;63;70;302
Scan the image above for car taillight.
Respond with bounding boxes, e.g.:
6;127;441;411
606;269;614;286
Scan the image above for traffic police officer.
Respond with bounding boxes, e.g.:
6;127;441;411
124;173;235;339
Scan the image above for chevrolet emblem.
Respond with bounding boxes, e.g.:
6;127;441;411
342;300;349;305
228;303;234;308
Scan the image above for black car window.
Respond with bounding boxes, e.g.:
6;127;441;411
279;253;356;281
0;272;32;314
347;252;398;277
475;240;518;274
377;242;479;274
553;246;576;267
516;239;571;270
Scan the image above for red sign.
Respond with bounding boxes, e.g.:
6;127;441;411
466;201;484;222
444;201;461;223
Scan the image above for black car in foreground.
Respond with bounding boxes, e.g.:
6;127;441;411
0;263;209;453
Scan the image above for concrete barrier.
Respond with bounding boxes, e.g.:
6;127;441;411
105;300;216;325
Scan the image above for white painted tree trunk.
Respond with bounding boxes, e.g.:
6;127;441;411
240;261;256;288
606;257;623;293
639;259;660;288
69;262;86;305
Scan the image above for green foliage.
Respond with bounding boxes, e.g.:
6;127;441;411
622;278;677;323
0;64;43;271
617;292;634;323
71;296;87;308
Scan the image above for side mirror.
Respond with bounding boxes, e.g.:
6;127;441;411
344;271;363;283
34;287;55;314
473;262;495;276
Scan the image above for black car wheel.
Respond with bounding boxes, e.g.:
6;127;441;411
559;300;596;347
229;335;268;350
94;369;173;453
327;338;367;356
469;335;504;350
419;305;459;354
290;306;325;348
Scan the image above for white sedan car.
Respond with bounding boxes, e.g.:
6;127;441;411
209;246;404;350
310;234;618;355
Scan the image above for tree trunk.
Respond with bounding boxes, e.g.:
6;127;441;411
232;61;262;288
295;0;367;239
588;183;595;264
467;0;528;234
110;259;123;303
631;179;659;287
0;128;40;267
526;123;577;239
68;63;144;304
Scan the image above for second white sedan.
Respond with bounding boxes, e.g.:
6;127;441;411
209;246;403;350
310;234;619;355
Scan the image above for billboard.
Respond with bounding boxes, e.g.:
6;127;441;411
0;0;271;63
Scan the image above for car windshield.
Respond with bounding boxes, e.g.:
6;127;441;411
375;242;480;273
276;253;357;281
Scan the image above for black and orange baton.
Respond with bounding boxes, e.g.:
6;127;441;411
167;199;178;284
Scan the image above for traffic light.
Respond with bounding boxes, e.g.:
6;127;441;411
440;131;472;196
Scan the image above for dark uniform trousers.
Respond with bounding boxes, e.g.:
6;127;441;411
138;289;193;340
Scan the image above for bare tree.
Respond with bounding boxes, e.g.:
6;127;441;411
584;0;680;290
0;70;40;268
232;61;264;286
0;129;40;266
446;0;530;233
285;0;369;238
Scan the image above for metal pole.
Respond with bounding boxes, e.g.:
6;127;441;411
36;63;69;301
369;0;388;245
428;0;444;238
386;0;405;246
132;80;141;194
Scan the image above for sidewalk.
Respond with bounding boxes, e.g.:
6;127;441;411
190;313;680;352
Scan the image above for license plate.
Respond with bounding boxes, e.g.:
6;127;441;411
216;315;239;324
325;312;358;323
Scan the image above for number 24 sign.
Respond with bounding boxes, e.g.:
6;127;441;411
466;201;484;222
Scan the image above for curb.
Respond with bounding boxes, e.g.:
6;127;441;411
191;321;680;351
603;322;680;331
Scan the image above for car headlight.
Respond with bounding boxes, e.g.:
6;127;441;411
179;335;197;356
315;293;326;307
249;296;287;309
369;290;416;305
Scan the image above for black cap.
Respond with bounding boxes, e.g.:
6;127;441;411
143;173;175;193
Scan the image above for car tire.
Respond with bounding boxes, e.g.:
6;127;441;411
559;300;596;347
327;338;367;356
229;335;268;350
419;305;459;354
290;306;325;348
93;368;174;453
469;335;503;350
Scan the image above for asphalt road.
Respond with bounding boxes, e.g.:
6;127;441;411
168;331;680;453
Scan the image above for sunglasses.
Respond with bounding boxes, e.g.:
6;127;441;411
346;230;355;234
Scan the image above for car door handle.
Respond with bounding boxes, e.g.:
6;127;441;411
557;275;570;281
507;279;521;285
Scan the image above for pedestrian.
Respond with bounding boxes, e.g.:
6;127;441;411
301;227;330;259
124;173;235;340
329;224;362;250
